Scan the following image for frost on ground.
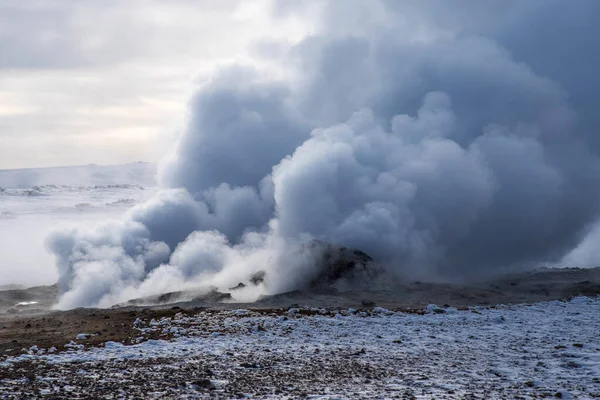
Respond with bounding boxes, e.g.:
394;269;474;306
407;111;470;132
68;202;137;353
1;298;599;399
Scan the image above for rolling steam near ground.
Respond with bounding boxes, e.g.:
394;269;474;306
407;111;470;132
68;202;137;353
0;163;157;287
3;0;600;309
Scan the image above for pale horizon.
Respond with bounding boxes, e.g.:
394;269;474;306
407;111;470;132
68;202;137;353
0;159;153;172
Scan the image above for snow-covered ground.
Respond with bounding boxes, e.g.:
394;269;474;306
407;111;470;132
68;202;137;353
1;297;599;399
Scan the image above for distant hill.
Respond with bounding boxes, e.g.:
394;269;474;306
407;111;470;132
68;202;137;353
0;284;26;291
0;162;157;189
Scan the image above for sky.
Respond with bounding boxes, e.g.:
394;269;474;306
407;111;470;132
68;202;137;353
0;0;309;169
3;1;598;170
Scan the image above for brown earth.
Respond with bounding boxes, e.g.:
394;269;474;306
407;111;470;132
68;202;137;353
1;267;600;359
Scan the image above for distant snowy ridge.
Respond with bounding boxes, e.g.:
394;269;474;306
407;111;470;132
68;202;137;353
0;184;147;196
0;162;156;189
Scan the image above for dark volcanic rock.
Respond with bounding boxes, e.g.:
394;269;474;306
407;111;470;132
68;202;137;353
229;283;246;291
361;300;376;307
192;290;232;303
157;291;183;304
308;241;380;288
250;242;381;296
114;242;381;309
123;288;232;307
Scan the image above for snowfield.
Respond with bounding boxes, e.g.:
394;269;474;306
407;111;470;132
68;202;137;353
1;297;599;399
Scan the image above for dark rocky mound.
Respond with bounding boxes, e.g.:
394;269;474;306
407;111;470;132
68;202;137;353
120;288;232;307
306;240;381;289
228;270;266;292
114;242;380;308
229;282;246;291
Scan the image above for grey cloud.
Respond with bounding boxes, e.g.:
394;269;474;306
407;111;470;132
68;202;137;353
0;2;87;68
0;0;244;69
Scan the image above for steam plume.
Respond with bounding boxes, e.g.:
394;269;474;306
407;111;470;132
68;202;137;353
48;0;600;308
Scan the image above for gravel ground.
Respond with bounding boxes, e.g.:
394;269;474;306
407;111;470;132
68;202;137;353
1;297;600;399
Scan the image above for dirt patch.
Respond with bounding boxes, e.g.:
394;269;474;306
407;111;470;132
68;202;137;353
0;307;202;358
2;266;600;358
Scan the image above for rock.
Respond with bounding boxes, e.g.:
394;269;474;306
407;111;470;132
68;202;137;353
426;304;446;314
157;291;184;304
307;241;379;288
353;348;366;355
194;379;214;389
372;307;393;315
192;289;232;303
361;300;376;307
229;282;246;290
120;286;231;307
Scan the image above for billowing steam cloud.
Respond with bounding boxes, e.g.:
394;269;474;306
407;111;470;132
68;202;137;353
47;0;600;309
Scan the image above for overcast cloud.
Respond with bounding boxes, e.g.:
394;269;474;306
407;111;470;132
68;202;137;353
0;0;308;169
